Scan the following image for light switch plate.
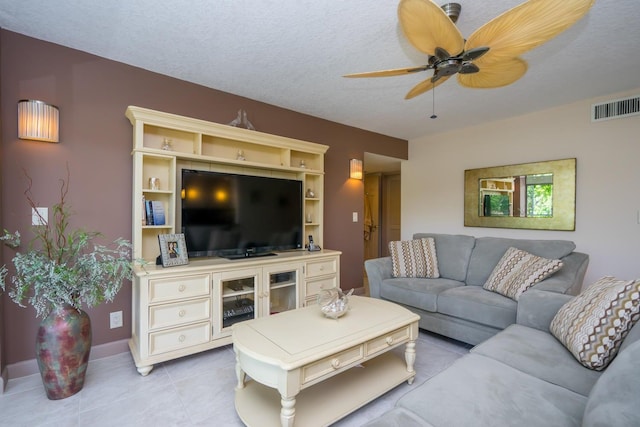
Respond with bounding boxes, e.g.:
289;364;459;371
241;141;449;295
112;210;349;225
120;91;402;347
32;207;48;226
352;212;358;222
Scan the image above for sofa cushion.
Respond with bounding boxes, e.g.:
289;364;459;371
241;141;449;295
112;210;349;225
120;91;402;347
380;278;463;312
437;286;516;329
389;238;439;278
472;324;602;396
550;276;640;370
413;233;475;282
396;353;587;427
583;339;640;427
483;247;563;301
466;237;575;286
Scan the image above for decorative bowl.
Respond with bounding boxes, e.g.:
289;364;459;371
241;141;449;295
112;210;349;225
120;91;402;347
317;288;353;319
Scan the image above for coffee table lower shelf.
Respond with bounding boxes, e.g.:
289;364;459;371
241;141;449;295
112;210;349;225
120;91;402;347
235;351;413;427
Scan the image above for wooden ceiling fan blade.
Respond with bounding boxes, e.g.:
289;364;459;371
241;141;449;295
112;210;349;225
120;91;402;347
465;0;595;64
405;75;450;99
343;65;430;78
458;57;527;89
398;0;464;56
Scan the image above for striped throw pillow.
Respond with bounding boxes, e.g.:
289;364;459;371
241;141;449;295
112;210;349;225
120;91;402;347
389;238;439;278
483;247;563;300
550;276;640;370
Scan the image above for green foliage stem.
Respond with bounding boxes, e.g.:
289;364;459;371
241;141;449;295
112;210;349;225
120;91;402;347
0;169;133;318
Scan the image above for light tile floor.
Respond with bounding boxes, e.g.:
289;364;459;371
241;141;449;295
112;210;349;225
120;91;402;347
0;331;471;427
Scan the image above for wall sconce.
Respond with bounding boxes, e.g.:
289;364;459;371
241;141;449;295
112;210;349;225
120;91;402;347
18;99;59;143
349;159;363;180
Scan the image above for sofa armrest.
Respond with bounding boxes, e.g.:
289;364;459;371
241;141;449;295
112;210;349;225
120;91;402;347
364;257;393;299
532;251;589;296
516;289;573;332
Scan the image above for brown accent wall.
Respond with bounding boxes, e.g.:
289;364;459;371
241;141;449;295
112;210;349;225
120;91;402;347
0;30;407;365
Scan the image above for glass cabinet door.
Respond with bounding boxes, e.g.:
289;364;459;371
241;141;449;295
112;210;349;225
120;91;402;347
219;272;258;329
264;264;302;316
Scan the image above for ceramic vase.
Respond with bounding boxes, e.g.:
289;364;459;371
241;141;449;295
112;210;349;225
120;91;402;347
36;305;92;400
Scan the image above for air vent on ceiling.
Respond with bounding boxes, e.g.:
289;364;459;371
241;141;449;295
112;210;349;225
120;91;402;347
591;95;640;122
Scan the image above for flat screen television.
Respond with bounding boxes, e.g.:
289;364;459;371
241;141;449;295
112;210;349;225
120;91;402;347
180;169;303;259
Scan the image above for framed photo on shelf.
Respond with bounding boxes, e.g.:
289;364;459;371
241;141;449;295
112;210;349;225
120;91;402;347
158;233;189;267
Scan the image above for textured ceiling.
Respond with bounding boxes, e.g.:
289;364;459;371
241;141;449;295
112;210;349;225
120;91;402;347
1;0;639;140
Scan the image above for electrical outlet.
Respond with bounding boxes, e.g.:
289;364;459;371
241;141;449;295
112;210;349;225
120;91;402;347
352;212;358;222
110;311;123;329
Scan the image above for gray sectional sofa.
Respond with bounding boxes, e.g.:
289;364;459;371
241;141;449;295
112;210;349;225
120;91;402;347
365;233;589;345
364;289;640;426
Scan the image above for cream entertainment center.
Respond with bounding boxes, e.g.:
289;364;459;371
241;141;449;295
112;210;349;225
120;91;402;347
126;106;340;375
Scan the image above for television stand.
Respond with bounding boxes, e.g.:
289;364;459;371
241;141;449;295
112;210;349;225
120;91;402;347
128;250;341;376
224;252;277;260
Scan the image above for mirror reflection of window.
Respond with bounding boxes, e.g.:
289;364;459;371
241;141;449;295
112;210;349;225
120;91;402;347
525;173;553;218
479;173;553;218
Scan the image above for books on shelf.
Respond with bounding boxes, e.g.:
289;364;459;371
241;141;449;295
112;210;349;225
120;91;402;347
151;201;165;225
145;199;153;225
141;195;147;226
144;199;166;226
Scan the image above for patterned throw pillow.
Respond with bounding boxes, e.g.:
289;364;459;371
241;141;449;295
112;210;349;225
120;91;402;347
483;247;563;301
389;238;439;278
550;276;640;370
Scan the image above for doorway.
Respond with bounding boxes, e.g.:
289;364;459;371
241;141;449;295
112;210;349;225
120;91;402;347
363;153;402;295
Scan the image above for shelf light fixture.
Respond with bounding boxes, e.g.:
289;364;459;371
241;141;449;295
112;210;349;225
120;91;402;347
349;158;363;180
18;99;59;143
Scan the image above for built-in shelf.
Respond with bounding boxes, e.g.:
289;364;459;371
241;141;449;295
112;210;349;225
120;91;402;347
126;106;340;377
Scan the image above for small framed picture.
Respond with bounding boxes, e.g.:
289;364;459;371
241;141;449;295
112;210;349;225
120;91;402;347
158;233;189;267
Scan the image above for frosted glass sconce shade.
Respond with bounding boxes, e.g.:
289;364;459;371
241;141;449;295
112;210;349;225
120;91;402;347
349;159;363;180
18;99;59;143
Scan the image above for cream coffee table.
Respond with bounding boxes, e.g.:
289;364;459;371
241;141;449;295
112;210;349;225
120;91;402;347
232;296;420;427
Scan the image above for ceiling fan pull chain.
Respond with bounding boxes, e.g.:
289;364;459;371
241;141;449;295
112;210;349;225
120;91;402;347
430;83;437;119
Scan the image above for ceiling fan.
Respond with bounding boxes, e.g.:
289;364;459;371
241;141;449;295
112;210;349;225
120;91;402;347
344;0;595;100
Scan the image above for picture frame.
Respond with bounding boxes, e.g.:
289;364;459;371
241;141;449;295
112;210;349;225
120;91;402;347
158;233;189;267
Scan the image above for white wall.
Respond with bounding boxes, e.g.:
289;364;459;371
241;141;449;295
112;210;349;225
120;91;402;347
403;88;640;289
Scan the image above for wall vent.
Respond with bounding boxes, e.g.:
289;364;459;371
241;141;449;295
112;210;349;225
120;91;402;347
591;95;640;122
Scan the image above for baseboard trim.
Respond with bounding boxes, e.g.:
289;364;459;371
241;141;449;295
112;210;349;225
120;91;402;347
6;338;130;380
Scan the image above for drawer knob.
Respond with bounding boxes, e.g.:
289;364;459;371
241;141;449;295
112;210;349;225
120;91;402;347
331;358;341;369
178;334;186;342
178;309;186;317
178;284;186;292
386;337;394;345
319;266;325;271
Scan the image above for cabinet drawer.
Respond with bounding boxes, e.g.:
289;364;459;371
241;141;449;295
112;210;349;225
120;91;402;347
149;322;210;356
306;258;337;278
302;345;364;385
365;325;412;356
148;274;210;303
305;277;337;297
149;298;210;330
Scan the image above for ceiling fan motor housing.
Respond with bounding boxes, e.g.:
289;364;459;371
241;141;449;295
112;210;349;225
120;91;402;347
441;3;461;23
436;59;462;76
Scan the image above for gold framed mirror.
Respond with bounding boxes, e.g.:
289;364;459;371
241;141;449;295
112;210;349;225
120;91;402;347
464;158;576;231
